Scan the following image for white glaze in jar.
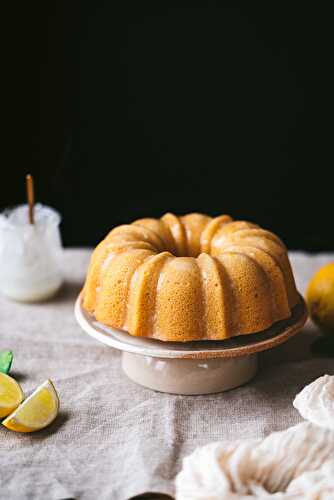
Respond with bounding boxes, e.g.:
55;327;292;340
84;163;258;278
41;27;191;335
0;204;63;302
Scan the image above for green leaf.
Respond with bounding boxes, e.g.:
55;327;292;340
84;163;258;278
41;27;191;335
0;351;13;374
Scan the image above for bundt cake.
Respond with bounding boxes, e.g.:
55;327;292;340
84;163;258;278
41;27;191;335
82;213;300;342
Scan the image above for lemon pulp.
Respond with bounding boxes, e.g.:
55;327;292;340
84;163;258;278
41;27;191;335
2;379;59;432
0;372;24;418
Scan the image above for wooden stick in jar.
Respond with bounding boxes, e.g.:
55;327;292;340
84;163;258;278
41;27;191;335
26;174;35;224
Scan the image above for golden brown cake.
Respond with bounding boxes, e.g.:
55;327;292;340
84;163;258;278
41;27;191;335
82;213;299;342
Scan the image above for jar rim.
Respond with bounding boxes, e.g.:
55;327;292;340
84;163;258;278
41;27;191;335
0;204;61;228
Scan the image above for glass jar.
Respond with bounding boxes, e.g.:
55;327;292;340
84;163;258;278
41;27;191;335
0;204;63;302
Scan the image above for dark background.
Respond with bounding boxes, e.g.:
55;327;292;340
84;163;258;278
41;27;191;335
4;3;334;250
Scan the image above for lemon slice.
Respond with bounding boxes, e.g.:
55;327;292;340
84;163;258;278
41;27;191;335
2;379;59;432
0;372;24;418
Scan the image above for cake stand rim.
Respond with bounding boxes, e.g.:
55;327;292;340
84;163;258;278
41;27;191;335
74;293;308;360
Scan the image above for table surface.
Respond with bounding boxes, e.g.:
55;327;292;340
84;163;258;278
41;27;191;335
1;249;333;500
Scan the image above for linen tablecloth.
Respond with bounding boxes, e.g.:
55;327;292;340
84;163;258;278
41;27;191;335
0;249;333;500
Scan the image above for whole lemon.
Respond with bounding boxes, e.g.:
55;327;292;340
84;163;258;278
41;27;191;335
306;263;334;334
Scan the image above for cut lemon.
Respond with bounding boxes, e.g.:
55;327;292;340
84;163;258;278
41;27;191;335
0;372;24;418
2;379;59;432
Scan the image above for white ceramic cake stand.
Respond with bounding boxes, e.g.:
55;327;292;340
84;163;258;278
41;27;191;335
75;294;307;395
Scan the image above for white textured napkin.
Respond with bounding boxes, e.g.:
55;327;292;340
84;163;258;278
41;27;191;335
175;422;334;499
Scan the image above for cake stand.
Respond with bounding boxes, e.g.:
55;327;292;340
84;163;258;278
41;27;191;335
75;294;307;395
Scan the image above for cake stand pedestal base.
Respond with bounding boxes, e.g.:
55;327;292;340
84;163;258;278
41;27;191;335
75;294;307;395
122;351;258;395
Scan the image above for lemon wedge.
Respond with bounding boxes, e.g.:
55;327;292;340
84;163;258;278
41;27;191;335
2;379;59;432
0;372;24;418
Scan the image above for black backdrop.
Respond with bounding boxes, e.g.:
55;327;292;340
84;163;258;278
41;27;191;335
4;3;334;250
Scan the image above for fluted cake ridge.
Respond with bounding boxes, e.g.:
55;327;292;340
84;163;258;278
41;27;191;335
82;213;299;342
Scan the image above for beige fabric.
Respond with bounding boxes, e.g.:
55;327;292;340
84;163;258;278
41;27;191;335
175;422;334;499
0;249;333;500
